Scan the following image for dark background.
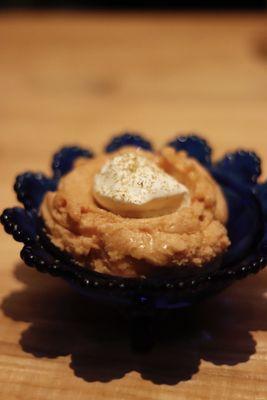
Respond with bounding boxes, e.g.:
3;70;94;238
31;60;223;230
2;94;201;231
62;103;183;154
0;0;266;9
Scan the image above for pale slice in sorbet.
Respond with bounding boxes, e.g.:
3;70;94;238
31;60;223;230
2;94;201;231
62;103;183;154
93;152;190;218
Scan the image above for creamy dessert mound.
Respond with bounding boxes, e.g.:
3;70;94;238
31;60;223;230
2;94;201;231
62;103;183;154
41;146;230;277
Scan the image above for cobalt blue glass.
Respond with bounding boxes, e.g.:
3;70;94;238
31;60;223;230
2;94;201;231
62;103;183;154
2;133;267;351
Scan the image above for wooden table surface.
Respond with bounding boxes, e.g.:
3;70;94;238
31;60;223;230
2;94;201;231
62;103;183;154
0;11;267;400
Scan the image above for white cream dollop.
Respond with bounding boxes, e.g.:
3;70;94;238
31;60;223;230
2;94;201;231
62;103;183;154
93;152;190;218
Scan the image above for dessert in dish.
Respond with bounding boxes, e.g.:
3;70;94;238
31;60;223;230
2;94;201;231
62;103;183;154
2;133;266;353
2;133;266;318
41;144;230;277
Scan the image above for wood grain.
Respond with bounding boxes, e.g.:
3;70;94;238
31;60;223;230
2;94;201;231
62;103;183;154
0;11;267;400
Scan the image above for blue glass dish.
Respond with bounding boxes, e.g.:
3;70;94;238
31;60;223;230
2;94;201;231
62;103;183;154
2;133;267;350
